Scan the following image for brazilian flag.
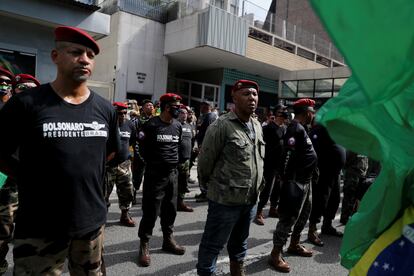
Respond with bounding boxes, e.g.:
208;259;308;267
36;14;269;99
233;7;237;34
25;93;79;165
310;0;414;272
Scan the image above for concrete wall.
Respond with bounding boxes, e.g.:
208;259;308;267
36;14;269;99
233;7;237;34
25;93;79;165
246;38;326;71
94;11;169;102
165;13;199;55
0;0;110;37
0;16;56;84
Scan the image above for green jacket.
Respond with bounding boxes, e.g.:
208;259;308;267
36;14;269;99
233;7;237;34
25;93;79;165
197;111;265;205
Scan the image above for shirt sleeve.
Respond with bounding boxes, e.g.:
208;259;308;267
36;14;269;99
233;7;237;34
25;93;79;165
197;121;225;190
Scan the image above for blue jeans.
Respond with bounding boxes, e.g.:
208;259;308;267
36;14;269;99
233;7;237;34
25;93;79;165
197;200;256;276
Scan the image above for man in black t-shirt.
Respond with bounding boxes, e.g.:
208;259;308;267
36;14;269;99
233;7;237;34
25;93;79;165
137;93;185;267
177;106;194;212
0;26;119;275
270;99;317;273
254;104;288;225
105;102;137;227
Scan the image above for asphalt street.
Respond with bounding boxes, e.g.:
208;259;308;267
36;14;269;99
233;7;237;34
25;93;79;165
4;167;348;275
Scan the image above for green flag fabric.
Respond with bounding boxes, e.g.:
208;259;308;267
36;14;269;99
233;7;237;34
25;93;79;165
310;0;414;269
0;171;7;189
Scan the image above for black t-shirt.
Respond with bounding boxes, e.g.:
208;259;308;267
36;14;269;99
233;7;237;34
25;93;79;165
108;119;136;166
179;121;193;161
282;120;317;181
0;84;119;238
141;116;182;166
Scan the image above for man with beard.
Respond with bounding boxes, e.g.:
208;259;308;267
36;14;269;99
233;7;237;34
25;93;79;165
269;98;317;273
0;26;119;275
137;93;185;267
197;80;265;276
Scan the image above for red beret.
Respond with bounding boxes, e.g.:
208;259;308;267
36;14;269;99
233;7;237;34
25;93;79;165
293;98;316;112
232;79;259;93
0;66;14;80
14;74;40;87
160;93;182;103
55;26;100;55
113;101;128;109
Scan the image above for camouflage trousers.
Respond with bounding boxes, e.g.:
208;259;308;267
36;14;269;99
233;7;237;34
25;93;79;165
105;160;134;210
340;170;363;223
177;160;190;200
13;226;105;276
273;186;312;249
0;178;18;272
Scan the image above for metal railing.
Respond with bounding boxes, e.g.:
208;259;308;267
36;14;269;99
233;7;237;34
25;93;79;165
99;0;178;22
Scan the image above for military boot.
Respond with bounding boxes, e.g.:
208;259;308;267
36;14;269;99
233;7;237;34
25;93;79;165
230;260;245;276
120;209;136;227
138;240;150;267
177;198;194;212
268;247;290;273
321;221;343;237
162;234;185;255
308;223;324;246
287;235;313;257
268;206;280;218
254;209;265;225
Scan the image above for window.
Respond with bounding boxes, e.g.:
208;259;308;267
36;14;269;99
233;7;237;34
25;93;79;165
333;78;347;97
0;48;36;76
297;80;314;98
281;81;297;98
315;79;333;98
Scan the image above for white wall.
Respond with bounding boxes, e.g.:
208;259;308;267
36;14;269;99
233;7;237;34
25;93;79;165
97;11;168;102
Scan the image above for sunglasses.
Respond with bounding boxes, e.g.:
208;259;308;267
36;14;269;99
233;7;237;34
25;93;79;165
0;78;12;85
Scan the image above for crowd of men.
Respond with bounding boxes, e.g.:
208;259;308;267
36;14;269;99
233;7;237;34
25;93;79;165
0;25;380;276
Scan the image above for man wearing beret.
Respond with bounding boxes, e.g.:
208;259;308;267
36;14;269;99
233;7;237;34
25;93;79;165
13;74;40;94
0;66;15;274
0;26;119;275
269;98;317;273
254;103;288;225
137;93;185;267
197;80;265;276
0;67;14;110
0;72;40;274
131;99;154;204
105;102;137;227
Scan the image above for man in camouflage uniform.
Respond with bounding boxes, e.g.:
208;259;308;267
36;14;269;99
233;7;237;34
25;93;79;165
131;99;154;204
0;73;40;274
340;150;369;224
0;26;119;275
197;80;265;276
105;102;137;227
